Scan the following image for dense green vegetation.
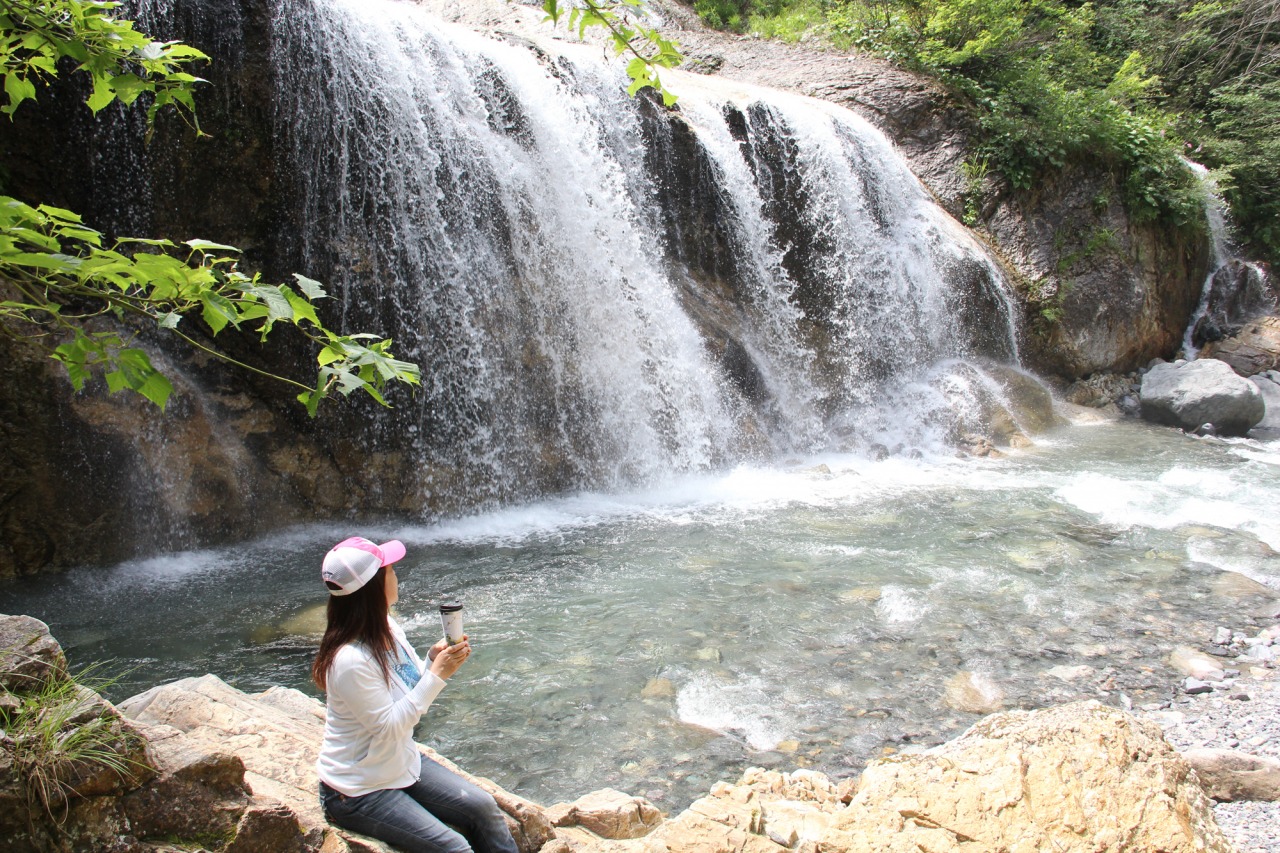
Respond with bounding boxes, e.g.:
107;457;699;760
693;0;1280;264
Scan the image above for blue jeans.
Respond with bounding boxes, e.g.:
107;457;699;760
320;754;520;853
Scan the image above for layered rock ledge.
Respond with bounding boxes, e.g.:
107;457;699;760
1;615;1258;852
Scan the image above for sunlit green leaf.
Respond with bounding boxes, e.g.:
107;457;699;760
184;238;239;253
292;272;327;300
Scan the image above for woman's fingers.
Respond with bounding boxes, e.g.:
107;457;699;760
430;638;472;678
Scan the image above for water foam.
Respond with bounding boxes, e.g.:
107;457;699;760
876;585;926;624
675;673;787;751
1055;467;1280;550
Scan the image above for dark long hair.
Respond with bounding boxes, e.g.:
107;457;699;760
312;566;394;691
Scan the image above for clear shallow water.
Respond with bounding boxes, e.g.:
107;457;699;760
4;419;1279;809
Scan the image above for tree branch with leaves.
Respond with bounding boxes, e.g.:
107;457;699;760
542;0;684;105
0;0;420;414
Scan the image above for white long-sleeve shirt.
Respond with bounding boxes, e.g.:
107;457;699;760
316;616;446;796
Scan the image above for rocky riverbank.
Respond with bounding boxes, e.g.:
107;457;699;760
1140;605;1280;853
4;612;1280;852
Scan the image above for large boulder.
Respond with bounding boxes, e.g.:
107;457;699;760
119;673;555;853
1139;358;1265;435
820;701;1231;853
0;613;66;690
1201;314;1280;377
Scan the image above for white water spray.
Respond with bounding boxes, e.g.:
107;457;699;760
268;0;1023;500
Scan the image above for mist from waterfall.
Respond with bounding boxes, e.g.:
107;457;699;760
268;0;1021;506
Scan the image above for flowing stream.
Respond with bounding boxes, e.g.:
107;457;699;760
5;419;1278;809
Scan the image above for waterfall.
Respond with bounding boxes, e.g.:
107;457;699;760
264;0;1021;507
1182;162;1275;357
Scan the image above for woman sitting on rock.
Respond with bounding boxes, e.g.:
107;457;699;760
312;536;518;853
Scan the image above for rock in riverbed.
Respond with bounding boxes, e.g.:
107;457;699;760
1140;358;1265;435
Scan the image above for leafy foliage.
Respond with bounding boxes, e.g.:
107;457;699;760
0;199;420;414
0;0;206;133
1156;0;1280;261
821;0;1204;226
692;0;798;32
0;0;421;413
542;0;684;105
731;0;1280;260
1206;79;1280;257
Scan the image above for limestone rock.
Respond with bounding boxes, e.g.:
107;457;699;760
119;673;553;853
983;363;1063;436
225;800;307;853
1064;372;1139;409
640;786;785;853
1169;646;1227;681
1046;664;1094;682
820;701;1232;852
1212;570;1278;600
737;767;838;803
546;788;663;839
1139;358;1265;435
0;613;66;690
758;798;834;848
940;362;1062;452
641;677;676;699
957;434;1001;458
1183;748;1280;802
1201;314;1280;377
121;722;252;842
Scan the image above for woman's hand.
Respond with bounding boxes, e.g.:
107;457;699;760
428;635;471;680
427;638;449;662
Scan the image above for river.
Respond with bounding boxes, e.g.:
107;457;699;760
4;415;1277;810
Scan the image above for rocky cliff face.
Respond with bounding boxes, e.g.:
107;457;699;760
0;0;1212;575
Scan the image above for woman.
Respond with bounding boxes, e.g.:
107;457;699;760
313;536;519;853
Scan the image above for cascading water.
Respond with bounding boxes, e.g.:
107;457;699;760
1182;162;1275;357
267;0;1022;508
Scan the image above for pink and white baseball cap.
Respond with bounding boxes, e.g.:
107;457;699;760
321;536;407;596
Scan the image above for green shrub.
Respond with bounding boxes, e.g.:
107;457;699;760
694;0;797;32
1;659;145;826
1203;79;1280;261
823;0;1204;230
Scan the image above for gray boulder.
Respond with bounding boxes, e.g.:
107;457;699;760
1251;370;1280;432
0;614;65;690
1139;359;1265;436
1183;748;1280;802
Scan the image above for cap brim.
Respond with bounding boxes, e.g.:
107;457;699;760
379;539;406;566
